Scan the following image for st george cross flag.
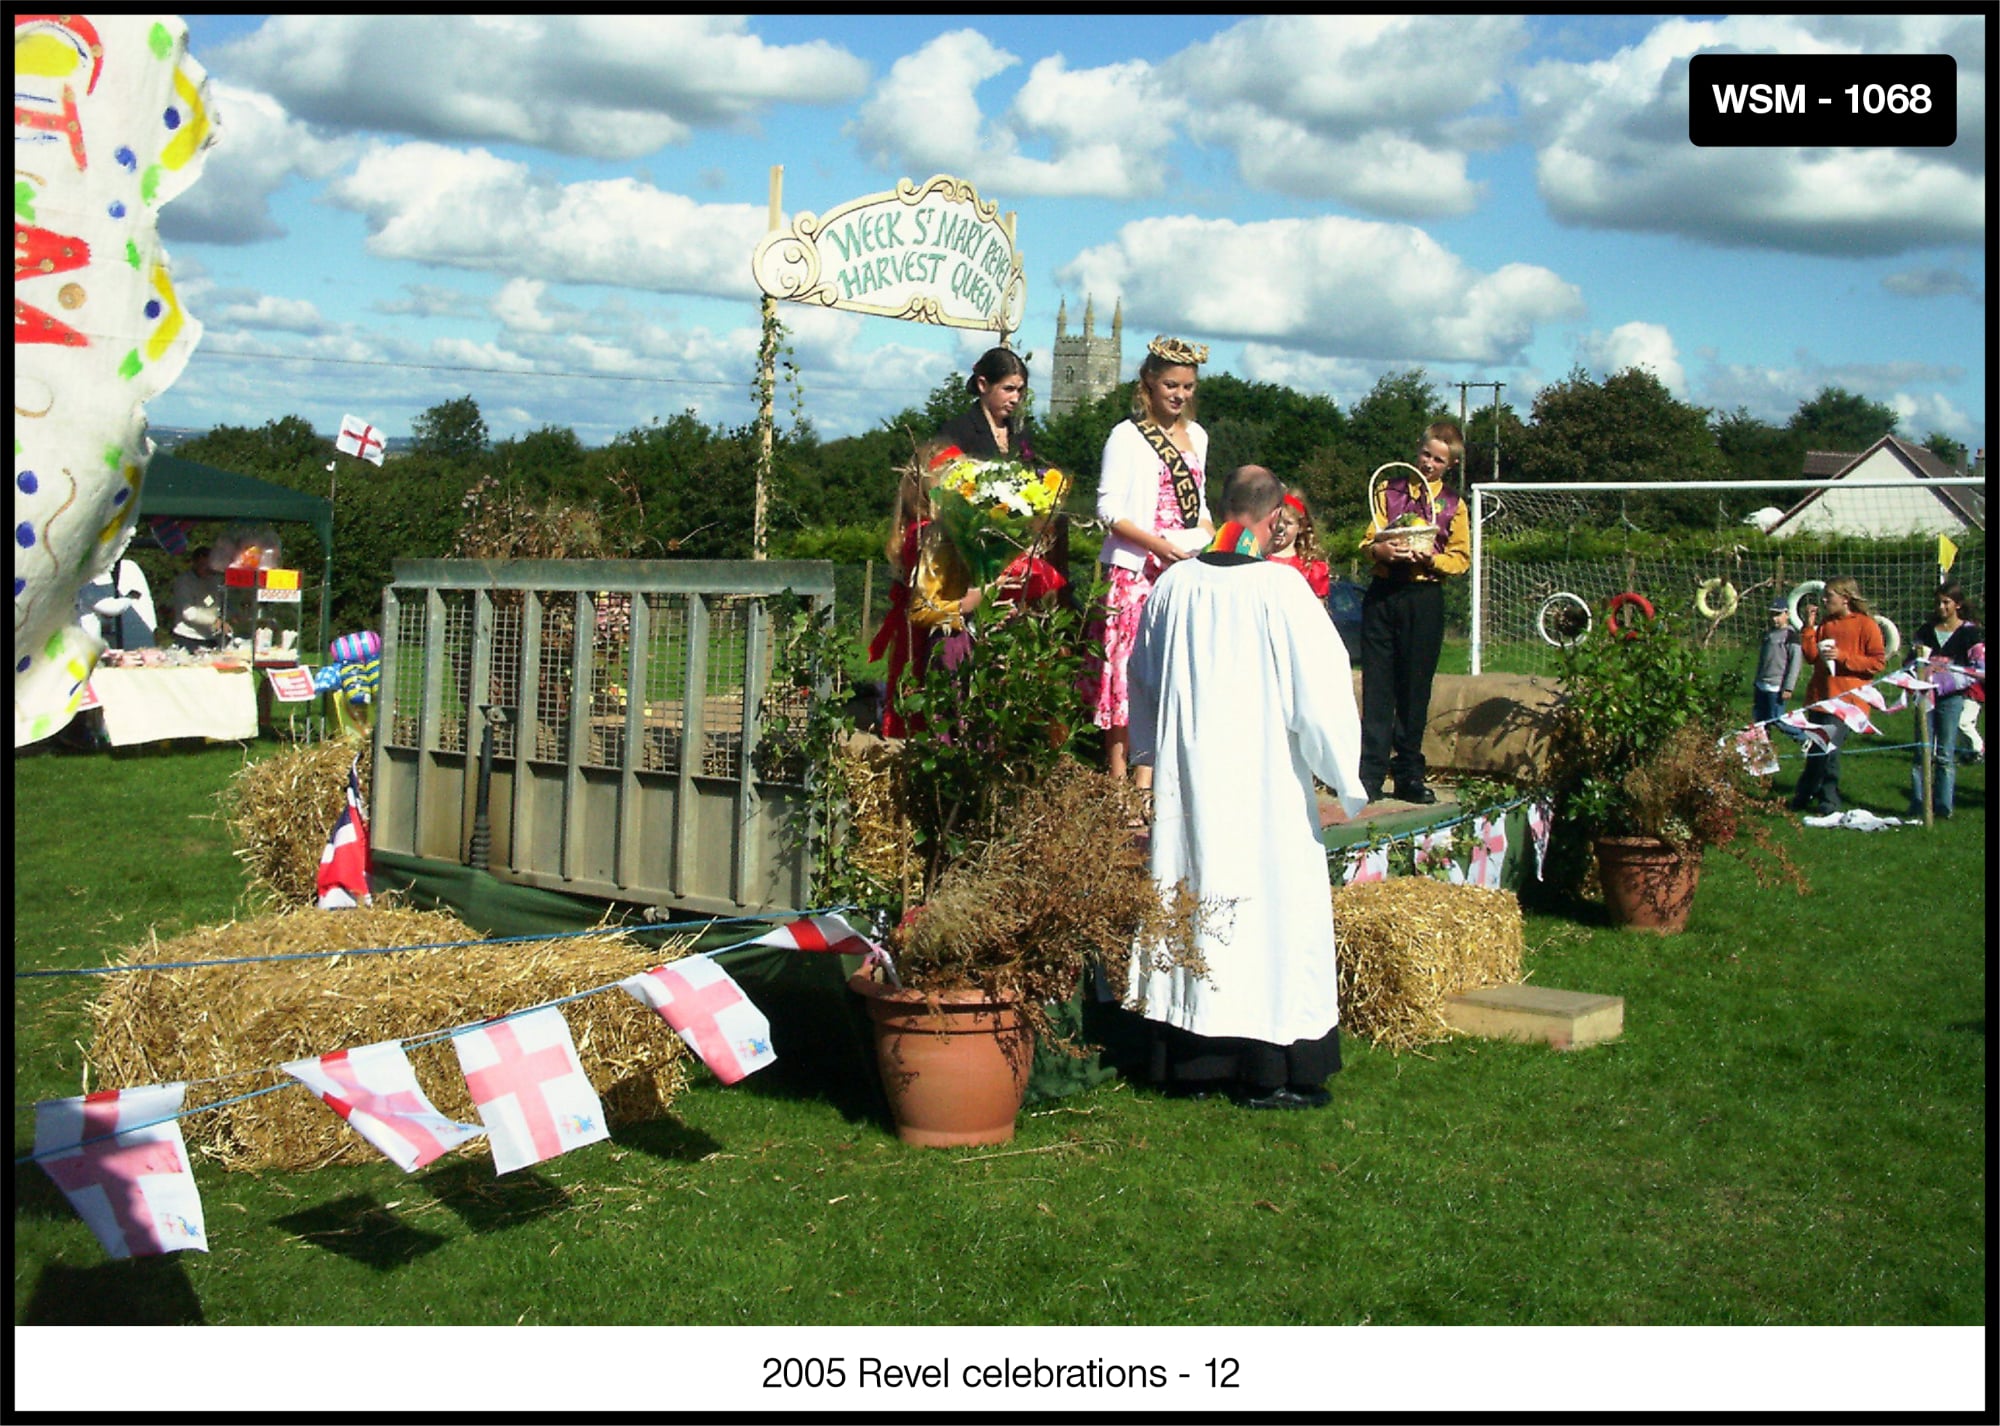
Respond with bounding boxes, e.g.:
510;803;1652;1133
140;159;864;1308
1528;800;1553;882
336;414;387;466
35;1085;207;1259
453;1007;609;1175
316;754;372;909
1815;693;1880;736
1413;827;1465;884
1729;723;1781;777
1468;815;1508;890
1780;708;1831;751
284;1040;484;1173
1342;845;1389;885
620;956;777;1085
750;912;897;984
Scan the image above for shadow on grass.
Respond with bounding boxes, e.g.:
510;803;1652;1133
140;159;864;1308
736;984;893;1128
19;1257;208;1325
606;1116;726;1164
12;1152;75;1222
272;1193;452;1271
419;1159;572;1234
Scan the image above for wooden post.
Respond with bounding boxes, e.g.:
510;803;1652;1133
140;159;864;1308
860;559;874;643
754;165;783;561
1919;686;1934;828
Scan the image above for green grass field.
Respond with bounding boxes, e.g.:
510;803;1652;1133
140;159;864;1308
11;680;1986;1338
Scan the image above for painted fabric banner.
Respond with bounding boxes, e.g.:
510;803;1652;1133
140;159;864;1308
453;1008;609;1175
284;1040;485;1173
35;1084;208;1259
14;14;217;746
621;956;777;1086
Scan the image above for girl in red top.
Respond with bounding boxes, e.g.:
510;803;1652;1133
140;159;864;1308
1268;489;1331;600
868;447;947;737
1789;575;1886;816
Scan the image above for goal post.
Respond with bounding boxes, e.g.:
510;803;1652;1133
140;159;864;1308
1469;478;1986;676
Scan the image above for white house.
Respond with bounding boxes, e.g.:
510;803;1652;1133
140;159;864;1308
1764;436;1985;538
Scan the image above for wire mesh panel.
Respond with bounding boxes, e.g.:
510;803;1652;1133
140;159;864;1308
702;595;750;780
530;588;576;764
640;592;689;774
375;559;834;917
437;589;475;754
488;597;522;760
388;595;426;749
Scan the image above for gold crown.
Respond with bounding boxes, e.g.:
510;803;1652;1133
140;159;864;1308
1147;335;1208;366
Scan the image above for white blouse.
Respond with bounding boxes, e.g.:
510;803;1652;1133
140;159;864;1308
1094;419;1210;573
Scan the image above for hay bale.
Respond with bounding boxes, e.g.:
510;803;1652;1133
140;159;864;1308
85;906;696;1172
1333;878;1525;1052
221;735;373;906
833;733;921;895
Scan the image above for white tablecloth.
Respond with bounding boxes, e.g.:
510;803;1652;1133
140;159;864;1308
89;666;259;745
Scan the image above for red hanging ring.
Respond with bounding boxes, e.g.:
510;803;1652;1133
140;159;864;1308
1603;592;1655;639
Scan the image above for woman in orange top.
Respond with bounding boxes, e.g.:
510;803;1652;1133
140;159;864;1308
1788;575;1886;816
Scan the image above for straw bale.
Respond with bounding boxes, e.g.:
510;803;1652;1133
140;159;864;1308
221;735;373;907
85;906;696;1173
1333;878;1525;1053
833;734;921;893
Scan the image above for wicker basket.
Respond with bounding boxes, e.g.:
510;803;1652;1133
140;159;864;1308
1368;462;1439;555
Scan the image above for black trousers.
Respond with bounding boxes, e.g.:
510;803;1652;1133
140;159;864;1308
1146;1020;1343;1094
1359;577;1446;791
1789;710;1851;813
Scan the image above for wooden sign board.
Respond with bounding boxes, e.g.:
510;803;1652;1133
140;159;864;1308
752;174;1025;333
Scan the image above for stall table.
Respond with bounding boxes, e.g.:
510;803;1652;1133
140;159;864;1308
85;663;259;745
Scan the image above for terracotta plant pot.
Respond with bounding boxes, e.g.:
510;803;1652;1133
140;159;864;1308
1593;835;1703;934
848;971;1033;1147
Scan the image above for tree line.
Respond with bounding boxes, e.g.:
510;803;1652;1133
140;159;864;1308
164;368;1935;638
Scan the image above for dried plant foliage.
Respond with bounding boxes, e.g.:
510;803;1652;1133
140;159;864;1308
1621;723;1809;893
221;735;373;907
894;760;1206;1045
85;907;695;1173
1332;878;1525;1053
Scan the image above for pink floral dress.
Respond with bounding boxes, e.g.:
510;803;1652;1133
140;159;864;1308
1082;457;1202;729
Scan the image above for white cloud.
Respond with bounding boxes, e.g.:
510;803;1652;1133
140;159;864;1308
1888;389;1970;439
1171;15;1523;216
208;293;327;335
1518;13;1987;255
1057;215;1582;365
1882;267;1981;300
849;31;1179;200
1579;321;1687;397
432;337;537;374
158;82;354;245
1697;356;1965;429
374;284;487;319
1236;345;1387;408
326;142;766;299
212;16;870;158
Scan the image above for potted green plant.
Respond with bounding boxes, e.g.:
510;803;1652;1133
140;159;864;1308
770;471;1198;1146
1527;607;1807;932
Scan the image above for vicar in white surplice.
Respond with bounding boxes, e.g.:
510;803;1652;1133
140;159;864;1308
1126;465;1370;1110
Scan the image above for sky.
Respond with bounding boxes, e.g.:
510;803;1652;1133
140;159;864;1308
144;12;1989;457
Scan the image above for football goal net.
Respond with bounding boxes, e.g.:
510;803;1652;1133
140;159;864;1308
1471;478;1986;676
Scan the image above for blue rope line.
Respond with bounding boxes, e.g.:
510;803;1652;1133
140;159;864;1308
13;904;858;980
13;907;868;1161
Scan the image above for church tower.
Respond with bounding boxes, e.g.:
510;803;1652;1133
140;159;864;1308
1048;294;1123;420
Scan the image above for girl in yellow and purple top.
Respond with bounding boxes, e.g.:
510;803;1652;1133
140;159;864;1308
1081;336;1214;786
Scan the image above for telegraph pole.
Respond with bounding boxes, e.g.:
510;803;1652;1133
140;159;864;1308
1456;381;1504;483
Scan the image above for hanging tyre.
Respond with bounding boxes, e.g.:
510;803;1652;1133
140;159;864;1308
1786;579;1825;627
1694;577;1739;619
1537;592;1591;647
1604;592;1655;639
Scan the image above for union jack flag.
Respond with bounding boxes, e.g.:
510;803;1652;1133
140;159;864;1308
316;754;371;910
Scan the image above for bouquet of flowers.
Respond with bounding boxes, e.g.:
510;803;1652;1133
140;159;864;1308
927;447;1070;586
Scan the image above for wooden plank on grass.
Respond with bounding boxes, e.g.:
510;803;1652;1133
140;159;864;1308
1443;985;1624;1050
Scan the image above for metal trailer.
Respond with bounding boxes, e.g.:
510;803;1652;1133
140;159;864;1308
372;558;836;918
